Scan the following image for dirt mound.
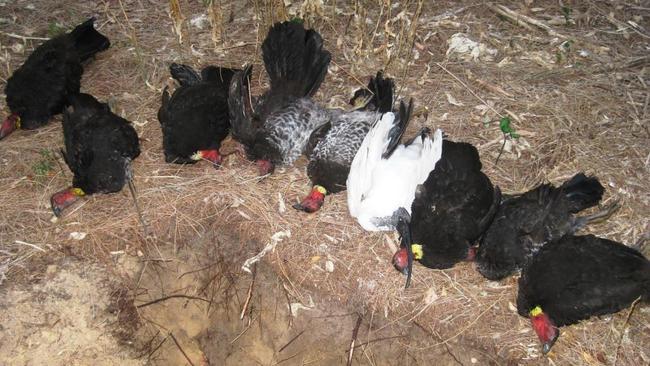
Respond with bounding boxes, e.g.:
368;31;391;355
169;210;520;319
0;261;142;366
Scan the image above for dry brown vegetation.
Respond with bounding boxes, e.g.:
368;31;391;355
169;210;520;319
0;0;649;365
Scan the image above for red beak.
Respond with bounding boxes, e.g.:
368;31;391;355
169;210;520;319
392;247;409;274
256;159;275;176
203;149;223;168
0;114;20;140
530;310;559;354
292;186;326;213
51;188;84;217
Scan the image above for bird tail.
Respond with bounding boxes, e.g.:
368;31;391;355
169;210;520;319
228;65;256;145
65;93;109;122
169;63;202;86
560;173;605;213
262;21;331;102
439;140;483;172
68;17;110;62
201;66;239;92
350;71;395;113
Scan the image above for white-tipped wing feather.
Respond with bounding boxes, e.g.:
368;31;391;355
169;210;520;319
347;115;443;231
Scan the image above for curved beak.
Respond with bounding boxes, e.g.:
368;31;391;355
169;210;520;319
292;186;326;213
256;159;275;176
50;187;84;217
542;331;559;354
0;114;20;140
192;149;223;169
395;212;413;288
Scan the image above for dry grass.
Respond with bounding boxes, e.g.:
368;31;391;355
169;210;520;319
1;1;649;365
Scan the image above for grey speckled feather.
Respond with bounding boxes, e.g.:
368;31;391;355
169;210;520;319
303;71;395;195
310;110;378;166
263;98;330;165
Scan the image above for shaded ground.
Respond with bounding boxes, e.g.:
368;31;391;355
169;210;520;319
117;228;487;365
1;0;649;365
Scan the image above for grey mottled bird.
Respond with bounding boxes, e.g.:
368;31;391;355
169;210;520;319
228;21;331;175
294;72;395;213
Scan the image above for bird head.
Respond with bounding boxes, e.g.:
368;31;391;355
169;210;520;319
293;185;327;213
50;187;86;217
392;244;423;272
191;149;223;168
256;159;275;176
529;306;559;354
0;113;20;140
393;209;415;288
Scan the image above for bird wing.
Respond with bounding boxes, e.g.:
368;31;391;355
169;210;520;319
228;65;257;146
414;128;444;191
305;120;332;158
347;112;394;217
369;128;443;216
169;63;202;86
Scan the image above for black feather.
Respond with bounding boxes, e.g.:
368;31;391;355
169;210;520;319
159;63;239;163
229;21;331;166
382;99;413;159
228;65;257;147
409;140;499;269
349;71;395;113
518;234;650;326
4;17;110;130
477;173;607;281
62;93;139;194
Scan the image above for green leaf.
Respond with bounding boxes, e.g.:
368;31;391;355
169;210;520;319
289;17;304;25
499;116;512;134
499;116;519;139
47;22;65;37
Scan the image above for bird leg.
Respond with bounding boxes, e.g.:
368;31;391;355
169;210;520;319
572;200;620;231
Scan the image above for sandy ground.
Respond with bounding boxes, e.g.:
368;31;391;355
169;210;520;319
0;261;143;366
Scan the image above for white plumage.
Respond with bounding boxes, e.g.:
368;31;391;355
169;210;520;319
347;112;443;231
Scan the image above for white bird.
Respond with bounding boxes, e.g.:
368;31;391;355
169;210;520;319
347;101;443;231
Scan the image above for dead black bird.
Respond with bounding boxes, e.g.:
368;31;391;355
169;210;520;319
476;173;614;281
51;93;140;216
228;20;331;175
293;71;395;213
158;63;238;167
392;140;500;280
1;17;110;140
517;234;650;354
